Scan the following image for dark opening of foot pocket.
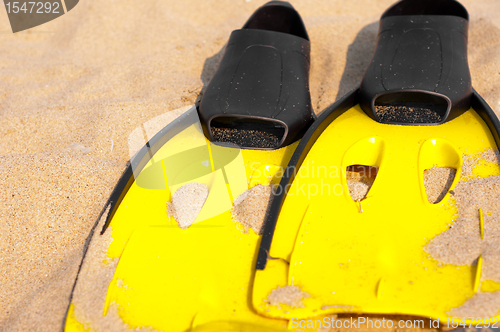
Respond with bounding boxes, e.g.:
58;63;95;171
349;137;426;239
374;92;449;125
210;117;285;149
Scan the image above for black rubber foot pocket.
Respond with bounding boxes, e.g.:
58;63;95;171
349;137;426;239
198;1;314;149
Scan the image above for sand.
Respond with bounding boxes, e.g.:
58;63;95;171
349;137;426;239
375;105;444;124
266;285;310;309
426;175;500;282
0;151;124;331
448;292;500;318
211;126;282;149
346;165;378;201
70;212;157;332
462;149;500;178
167;182;208;229
425;153;500;317
424;167;457;204
1;0;499;331
232;184;273;234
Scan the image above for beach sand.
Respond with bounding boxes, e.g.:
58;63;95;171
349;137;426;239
1;0;499;331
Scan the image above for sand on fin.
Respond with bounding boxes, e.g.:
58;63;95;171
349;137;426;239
232;184;273;235
266;285;310;309
447;292;500;318
423;166;456;204
167;183;208;229
346;165;378;201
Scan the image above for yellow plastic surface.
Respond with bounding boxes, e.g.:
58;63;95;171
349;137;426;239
106;121;296;261
65;104;500;331
102;222;288;331
65;113;295;331
253;105;500;324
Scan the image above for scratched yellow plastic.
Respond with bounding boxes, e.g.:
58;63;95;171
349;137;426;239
64;118;295;331
253;105;500;325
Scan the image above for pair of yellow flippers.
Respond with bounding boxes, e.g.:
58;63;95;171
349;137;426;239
65;0;500;331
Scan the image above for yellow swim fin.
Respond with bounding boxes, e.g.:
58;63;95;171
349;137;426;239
253;0;500;326
64;1;314;331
